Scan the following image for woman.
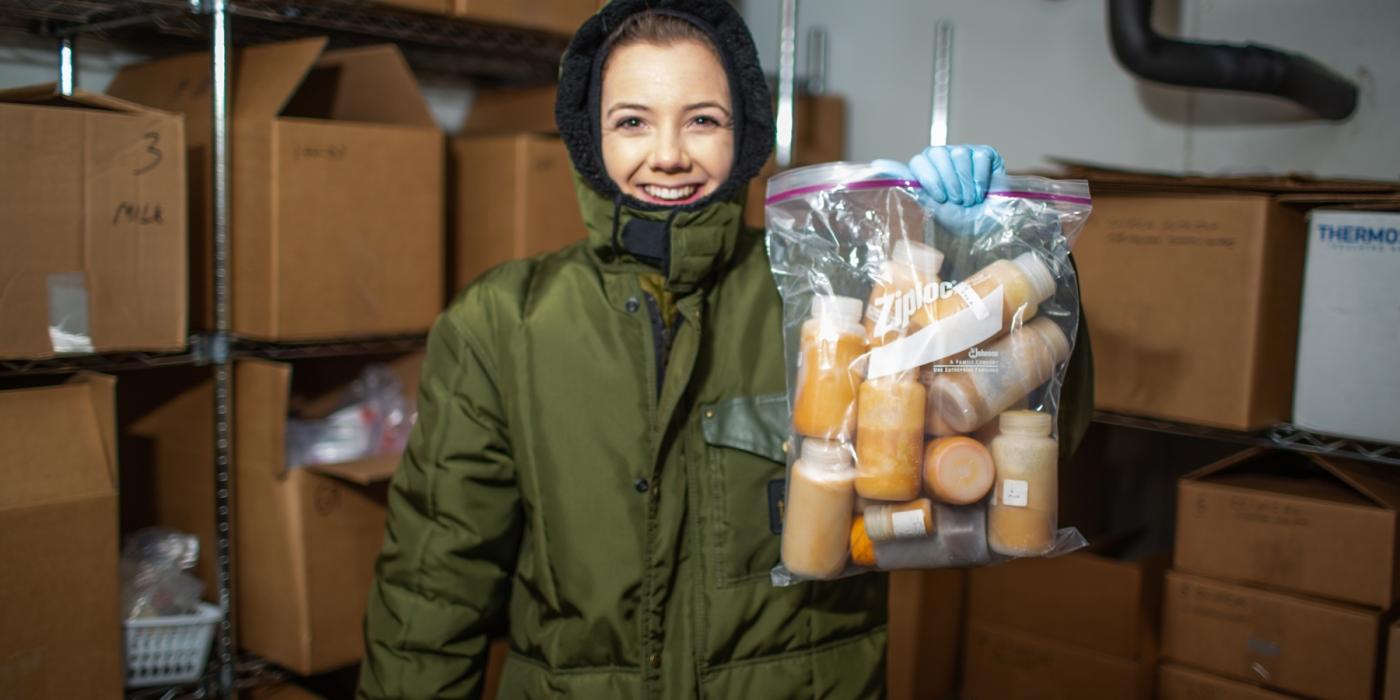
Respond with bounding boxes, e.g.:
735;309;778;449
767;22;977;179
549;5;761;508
359;1;1089;697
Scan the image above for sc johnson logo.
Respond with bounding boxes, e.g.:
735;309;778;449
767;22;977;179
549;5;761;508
1318;223;1400;252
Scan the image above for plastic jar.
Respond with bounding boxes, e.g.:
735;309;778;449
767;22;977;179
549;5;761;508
932;252;1056;329
988;410;1058;557
781;438;857;579
863;498;935;541
865;240;945;346
923;436;995;505
926;317;1071;435
792;296;867;440
854;373;926;501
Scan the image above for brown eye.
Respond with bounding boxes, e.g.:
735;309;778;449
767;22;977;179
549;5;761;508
616;117;643;129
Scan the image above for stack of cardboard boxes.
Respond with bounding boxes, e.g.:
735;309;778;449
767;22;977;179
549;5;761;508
960;550;1167;699
1161;448;1399;699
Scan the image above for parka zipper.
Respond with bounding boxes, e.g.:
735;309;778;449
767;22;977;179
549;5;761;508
642;292;671;400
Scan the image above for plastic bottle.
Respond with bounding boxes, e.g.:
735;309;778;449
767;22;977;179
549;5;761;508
863;498;935;541
865;240;945;346
854;373;926;501
926;317;1071;435
781;439;856;579
923;436;995;505
988;410;1058;557
924;252;1056;330
872;503;990;569
849;516;876;567
792;296;868;440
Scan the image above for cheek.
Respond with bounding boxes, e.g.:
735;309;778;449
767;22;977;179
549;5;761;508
693;132;735;180
602;134;648;182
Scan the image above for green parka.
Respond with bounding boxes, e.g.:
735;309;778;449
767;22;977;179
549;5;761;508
359;2;1092;698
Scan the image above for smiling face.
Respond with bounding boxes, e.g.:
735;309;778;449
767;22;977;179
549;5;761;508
600;40;735;206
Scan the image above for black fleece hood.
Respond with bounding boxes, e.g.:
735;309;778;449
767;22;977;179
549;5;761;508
555;0;775;212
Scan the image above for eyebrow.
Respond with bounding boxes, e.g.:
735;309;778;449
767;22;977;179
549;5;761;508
605;101;732;117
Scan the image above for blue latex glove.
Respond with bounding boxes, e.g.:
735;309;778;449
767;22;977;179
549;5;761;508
872;144;1005;205
873;145;1006;237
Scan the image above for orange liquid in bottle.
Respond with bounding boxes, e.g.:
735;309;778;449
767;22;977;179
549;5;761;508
792;296;868;440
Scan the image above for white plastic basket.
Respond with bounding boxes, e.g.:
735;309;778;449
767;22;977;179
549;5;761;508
123;603;223;688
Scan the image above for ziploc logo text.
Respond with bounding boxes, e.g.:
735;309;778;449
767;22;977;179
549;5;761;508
1318;223;1400;252
869;280;960;337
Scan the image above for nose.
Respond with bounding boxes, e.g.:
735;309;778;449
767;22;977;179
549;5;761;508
648;127;690;173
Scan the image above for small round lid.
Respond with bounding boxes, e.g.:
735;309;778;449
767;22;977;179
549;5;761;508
999;409;1053;436
1011;252;1057;304
811;295;865;326
800;438;852;469
891;239;945;276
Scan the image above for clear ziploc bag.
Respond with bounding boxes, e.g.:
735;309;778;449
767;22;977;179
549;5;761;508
764;162;1092;584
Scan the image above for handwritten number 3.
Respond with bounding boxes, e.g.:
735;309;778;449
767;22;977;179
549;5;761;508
134;132;162;175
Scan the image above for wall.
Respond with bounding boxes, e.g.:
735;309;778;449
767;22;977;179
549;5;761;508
741;0;1400;179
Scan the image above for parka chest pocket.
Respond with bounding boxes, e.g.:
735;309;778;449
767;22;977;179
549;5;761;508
700;393;790;587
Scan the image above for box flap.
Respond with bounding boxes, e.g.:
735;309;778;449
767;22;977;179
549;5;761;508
1053;157;1400;195
460;84;557;134
281;44;434;127
70;372;118;488
1185;447;1400;510
0;379;115;510
304;453;400;485
236;358;294;478
0;84;177;117
108;36;328;120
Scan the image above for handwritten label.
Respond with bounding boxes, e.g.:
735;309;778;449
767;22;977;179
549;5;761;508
133;131;163;175
1107;229;1236;248
294;144;349;160
112;201;166;226
1227;496;1310;527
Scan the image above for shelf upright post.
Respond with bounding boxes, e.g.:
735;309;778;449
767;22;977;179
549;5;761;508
774;0;797;168
58;35;75;96
201;0;238;695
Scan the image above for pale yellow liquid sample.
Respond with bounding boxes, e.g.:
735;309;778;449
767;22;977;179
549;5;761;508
855;375;926;501
782;458;856;579
987;411;1058;557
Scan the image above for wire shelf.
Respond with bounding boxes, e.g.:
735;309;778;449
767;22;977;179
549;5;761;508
1093;411;1400;467
0;333;428;376
0;0;568;82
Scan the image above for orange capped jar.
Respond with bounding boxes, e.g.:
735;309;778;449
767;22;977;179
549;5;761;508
854;373;926;500
792;296;867;440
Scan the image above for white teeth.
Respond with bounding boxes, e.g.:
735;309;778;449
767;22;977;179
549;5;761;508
644;184;698;201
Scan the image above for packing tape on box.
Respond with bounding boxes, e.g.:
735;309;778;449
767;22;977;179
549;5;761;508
47;272;94;354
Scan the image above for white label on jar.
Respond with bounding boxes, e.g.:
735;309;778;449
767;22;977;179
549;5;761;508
891;510;928;539
953;282;991;321
1002;479;1029;508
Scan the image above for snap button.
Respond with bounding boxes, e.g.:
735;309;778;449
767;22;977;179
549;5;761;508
634;478;650;493
648;653;662;669
625;297;641;313
704;410;715;420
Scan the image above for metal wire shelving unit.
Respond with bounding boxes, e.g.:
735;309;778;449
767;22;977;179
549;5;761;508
1093;411;1400;468
0;2;558;696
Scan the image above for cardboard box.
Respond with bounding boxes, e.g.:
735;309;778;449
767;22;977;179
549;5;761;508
0;87;187;359
0;374;122;698
1293;209;1400;443
451;134;586;288
462;84;557;136
248;684;327;700
128;353;422;674
1387;621;1400;700
962;620;1152;700
968;550;1167;659
456;0;596;36
887;569;965;700
747;95;847;229
1174;448;1400;608
1073;191;1305;430
1161;571;1380;700
107;37;444;340
1158;663;1301;700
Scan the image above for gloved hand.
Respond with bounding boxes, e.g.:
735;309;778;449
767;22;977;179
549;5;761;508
872;144;1005;205
873;145;1005;237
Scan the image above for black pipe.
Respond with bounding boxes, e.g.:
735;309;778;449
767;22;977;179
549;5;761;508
1108;0;1357;120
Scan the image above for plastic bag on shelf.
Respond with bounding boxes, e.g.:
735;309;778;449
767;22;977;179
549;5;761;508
120;528;205;619
285;364;417;469
765;163;1092;584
